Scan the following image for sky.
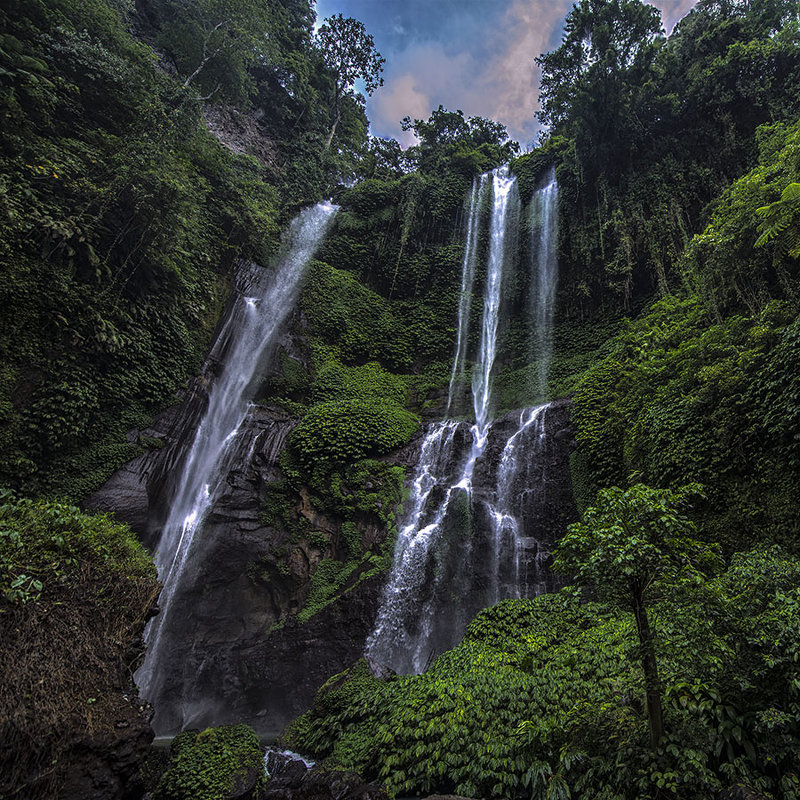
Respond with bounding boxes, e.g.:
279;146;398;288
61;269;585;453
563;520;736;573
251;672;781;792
314;0;698;149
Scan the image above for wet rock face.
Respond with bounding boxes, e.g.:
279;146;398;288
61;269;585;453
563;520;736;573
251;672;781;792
87;397;577;736
263;752;390;800
87;399;386;736
367;399;578;674
59;706;154;800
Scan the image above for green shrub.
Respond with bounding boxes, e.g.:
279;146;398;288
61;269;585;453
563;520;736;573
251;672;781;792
285;547;800;799
571;295;800;551
154;725;266;800
290;399;418;471
0;488;154;603
0;489;158;797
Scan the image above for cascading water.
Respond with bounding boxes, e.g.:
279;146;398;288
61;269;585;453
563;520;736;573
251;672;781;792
485;404;551;602
367;167;564;674
472;165;517;434
446;174;488;415
529;170;559;398
137;201;338;716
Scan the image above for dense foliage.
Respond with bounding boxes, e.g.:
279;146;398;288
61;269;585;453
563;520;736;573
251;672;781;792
570;118;800;552
532;0;800;313
285;544;800;798
554;484;722;749
0;490;158;798
0;0;381;500
0;0;280;498
153;725;266;800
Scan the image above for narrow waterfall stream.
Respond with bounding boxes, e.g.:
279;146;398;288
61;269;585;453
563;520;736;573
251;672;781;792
367;168;561;674
530;169;559;397
447;174;488;415
137;201;338;719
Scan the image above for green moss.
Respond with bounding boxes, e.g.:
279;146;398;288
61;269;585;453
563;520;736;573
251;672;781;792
301;261;415;371
290;399;418;472
297;558;361;624
154;725;265;800
339;521;362;559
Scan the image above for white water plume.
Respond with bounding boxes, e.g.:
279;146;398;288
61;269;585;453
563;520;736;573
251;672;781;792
137;201;338;704
367;166;527;673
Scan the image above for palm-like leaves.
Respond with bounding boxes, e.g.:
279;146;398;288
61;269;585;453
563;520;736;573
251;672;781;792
756;182;800;259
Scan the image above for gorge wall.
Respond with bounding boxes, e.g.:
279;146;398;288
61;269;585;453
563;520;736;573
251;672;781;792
87;165;580;735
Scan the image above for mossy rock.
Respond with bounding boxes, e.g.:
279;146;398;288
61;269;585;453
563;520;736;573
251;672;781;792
154;724;266;800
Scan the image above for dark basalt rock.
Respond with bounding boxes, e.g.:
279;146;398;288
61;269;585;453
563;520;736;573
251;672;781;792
88;397;387;736
59;708;154;800
262;755;389;800
84;403;186;538
87;391;577;738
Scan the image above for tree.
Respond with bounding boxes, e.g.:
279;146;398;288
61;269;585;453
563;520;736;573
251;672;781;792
536;0;663;175
363;136;414;180
316;14;384;149
400;106;519;174
553;483;721;749
756;182;800;260
158;0;273;104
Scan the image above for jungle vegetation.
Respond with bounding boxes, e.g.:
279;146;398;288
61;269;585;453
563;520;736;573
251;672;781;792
1;0;800;797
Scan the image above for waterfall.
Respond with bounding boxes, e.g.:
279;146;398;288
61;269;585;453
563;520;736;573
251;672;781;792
472;165;518;433
137;201;338;710
485;404;551;603
370;166;560;674
529;170;559;398
446;174;488;415
365;420;467;673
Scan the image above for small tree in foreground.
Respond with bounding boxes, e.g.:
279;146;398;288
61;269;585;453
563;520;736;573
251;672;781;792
553;483;721;749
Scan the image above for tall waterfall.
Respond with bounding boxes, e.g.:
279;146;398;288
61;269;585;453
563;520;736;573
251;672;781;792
367;166;569;674
529;170;559;397
472;165;518;433
137;201;338;709
446;174;488;415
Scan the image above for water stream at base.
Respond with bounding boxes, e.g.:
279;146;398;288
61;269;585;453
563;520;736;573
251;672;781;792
136;201;338;708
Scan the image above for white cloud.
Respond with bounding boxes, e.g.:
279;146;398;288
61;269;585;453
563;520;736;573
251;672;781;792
477;0;572;145
366;0;698;146
368;43;473;145
371;73;430;147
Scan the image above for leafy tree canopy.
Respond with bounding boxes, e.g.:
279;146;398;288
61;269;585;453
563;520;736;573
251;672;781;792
553;483;721;610
316;14;384;149
157;0;274;104
401;106;520;175
554;483;721;748
536;0;664;133
316;13;385;97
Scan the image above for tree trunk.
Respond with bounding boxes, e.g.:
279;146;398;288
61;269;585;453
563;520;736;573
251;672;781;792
324;109;341;151
633;597;664;749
